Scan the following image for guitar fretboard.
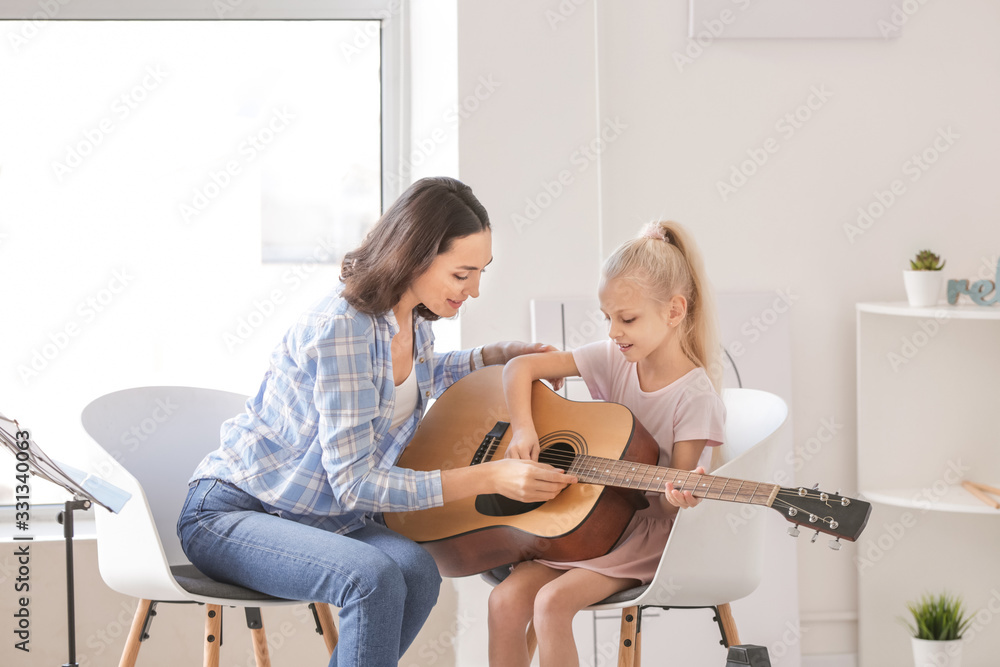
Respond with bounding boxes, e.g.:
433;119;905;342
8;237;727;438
564;454;778;507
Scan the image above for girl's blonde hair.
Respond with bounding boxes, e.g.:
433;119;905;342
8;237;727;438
602;221;727;470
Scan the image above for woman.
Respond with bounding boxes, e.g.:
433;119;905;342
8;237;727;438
177;177;574;666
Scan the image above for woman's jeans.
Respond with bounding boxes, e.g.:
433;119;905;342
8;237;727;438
176;478;442;667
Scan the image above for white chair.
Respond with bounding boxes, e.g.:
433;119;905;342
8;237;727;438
482;387;789;665
81;386;338;667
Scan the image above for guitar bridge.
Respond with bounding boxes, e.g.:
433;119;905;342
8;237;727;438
470;421;510;465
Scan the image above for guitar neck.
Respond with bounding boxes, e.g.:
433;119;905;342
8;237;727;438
566;454;779;507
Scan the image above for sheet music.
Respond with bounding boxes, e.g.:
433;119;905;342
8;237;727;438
0;411;130;513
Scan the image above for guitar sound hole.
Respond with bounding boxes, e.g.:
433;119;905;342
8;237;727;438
475;441;578;517
538;441;576;471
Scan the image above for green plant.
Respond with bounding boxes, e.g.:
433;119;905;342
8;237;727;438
910;249;946;271
900;592;973;640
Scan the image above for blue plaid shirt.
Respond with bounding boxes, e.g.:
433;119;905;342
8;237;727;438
190;287;473;535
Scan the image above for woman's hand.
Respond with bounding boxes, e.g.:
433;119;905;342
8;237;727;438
505;428;540;461
442;458;574;505
663;466;706;510
488;459;576;503
484;341;565;390
483;341;552;366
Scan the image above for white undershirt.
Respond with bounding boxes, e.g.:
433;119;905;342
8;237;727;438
390;364;418;431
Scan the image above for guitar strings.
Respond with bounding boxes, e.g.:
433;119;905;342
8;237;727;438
537;450;756;486
553;456;777;502
527;448;847;531
535;449;772;494
563;451;836;501
523;447;846;504
540;445;839;524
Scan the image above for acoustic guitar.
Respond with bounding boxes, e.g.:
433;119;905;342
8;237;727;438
384;366;871;577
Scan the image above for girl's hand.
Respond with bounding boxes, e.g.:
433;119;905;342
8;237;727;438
489;459;577;502
505;428;540;461
664;466;706;509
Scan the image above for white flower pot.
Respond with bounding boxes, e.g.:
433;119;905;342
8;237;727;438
903;270;943;307
911;637;963;667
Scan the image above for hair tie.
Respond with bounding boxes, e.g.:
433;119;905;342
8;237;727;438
641;223;671;244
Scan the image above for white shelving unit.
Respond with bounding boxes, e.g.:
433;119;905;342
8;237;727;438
857;301;1000;320
856;301;1000;667
861;486;1000;515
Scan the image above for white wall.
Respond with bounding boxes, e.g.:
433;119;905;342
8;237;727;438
453;0;1000;659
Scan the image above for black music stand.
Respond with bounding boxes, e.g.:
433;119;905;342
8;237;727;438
1;412;130;667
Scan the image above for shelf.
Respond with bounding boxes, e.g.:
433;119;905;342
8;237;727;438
856;301;1000;320
857;299;1000;666
862;485;1000;514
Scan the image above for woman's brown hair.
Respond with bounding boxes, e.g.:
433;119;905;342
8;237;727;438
340;177;490;320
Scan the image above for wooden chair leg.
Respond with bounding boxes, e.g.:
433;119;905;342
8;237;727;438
250;626;271;667
617;606;641;667
204;604;223;667
717;603;741;647
119;599;153;667
526;620;538;661
312;603;339;655
245;608;271;667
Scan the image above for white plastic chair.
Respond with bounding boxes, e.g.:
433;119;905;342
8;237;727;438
482;387;788;665
81;386;338;667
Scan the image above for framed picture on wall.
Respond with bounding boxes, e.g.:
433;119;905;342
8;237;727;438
690;0;902;39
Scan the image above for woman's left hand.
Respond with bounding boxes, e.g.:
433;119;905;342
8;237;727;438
663;466;706;509
483;341;564;390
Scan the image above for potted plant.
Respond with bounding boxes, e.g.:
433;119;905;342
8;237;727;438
901;592;972;667
904;250;946;307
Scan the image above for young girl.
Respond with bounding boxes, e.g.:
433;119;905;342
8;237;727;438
490;220;726;667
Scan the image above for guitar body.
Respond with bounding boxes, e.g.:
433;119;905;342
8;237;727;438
384;366;660;577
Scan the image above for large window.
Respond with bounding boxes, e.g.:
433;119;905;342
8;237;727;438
0;5;404;507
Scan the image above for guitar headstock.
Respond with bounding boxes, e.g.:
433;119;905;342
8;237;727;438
770;485;872;547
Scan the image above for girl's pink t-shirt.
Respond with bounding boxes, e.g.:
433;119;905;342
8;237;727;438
572;339;726;472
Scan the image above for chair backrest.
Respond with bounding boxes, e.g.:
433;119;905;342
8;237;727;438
81;386;247;601
621;388;788;609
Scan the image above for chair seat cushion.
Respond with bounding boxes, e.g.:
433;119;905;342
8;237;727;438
481;566;650;606
171;564;287;601
597;584;649;605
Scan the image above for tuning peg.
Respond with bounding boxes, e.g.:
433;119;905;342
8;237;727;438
829;538;842;551
810;530;821;543
787;526;800;537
